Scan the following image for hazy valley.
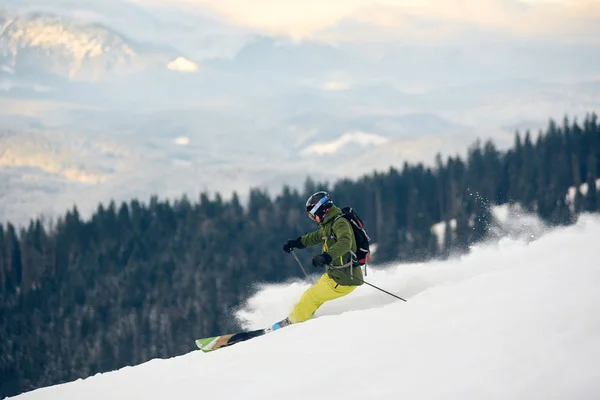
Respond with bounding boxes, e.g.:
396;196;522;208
1;0;599;226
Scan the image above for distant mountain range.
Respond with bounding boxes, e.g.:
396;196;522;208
0;10;198;87
0;1;598;226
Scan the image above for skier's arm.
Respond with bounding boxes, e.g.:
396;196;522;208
324;219;353;260
301;228;323;247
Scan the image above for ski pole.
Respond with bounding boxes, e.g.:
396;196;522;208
290;251;407;302
332;266;407;302
290;250;313;282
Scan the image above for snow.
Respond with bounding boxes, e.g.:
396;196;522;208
172;136;190;145
579;179;600;197
167;57;198;72
321;81;351;91
431;218;456;247
492;203;512;223
490;203;547;241
301;131;390;155
567;179;600;204
9;214;600;400
430;204;540;248
2;13;139;79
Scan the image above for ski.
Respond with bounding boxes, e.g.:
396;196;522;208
195;327;273;352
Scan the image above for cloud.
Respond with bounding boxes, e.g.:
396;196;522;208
135;0;600;42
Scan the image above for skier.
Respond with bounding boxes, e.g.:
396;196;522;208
272;191;363;330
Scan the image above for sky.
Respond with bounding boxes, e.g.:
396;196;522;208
9;209;600;399
1;0;599;228
134;0;600;42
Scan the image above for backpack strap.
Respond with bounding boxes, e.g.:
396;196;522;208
327;215;358;274
335;212;368;276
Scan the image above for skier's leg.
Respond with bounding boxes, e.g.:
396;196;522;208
287;273;356;323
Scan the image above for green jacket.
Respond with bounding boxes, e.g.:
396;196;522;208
300;205;364;286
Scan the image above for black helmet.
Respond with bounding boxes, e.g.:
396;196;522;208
306;191;334;223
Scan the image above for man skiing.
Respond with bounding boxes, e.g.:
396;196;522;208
273;191;363;330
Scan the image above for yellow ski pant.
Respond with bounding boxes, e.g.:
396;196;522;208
288;273;357;323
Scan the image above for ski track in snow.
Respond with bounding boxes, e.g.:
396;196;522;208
8;213;600;400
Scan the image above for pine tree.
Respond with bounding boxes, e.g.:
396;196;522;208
584;152;598;212
4;112;600;399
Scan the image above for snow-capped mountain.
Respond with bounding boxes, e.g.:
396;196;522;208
0;10;197;85
2;0;250;61
0;0;598;228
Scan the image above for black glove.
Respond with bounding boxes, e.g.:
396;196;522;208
283;237;305;253
312;253;332;268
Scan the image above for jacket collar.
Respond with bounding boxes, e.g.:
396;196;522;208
318;205;341;227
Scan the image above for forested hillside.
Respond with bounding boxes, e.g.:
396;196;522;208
1;114;599;398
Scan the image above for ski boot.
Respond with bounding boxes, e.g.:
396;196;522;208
271;317;292;331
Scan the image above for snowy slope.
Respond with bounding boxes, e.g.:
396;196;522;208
9;214;600;400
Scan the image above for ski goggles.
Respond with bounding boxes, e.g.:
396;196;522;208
307;195;330;222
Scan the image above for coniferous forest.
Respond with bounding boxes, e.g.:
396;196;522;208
1;114;599;398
